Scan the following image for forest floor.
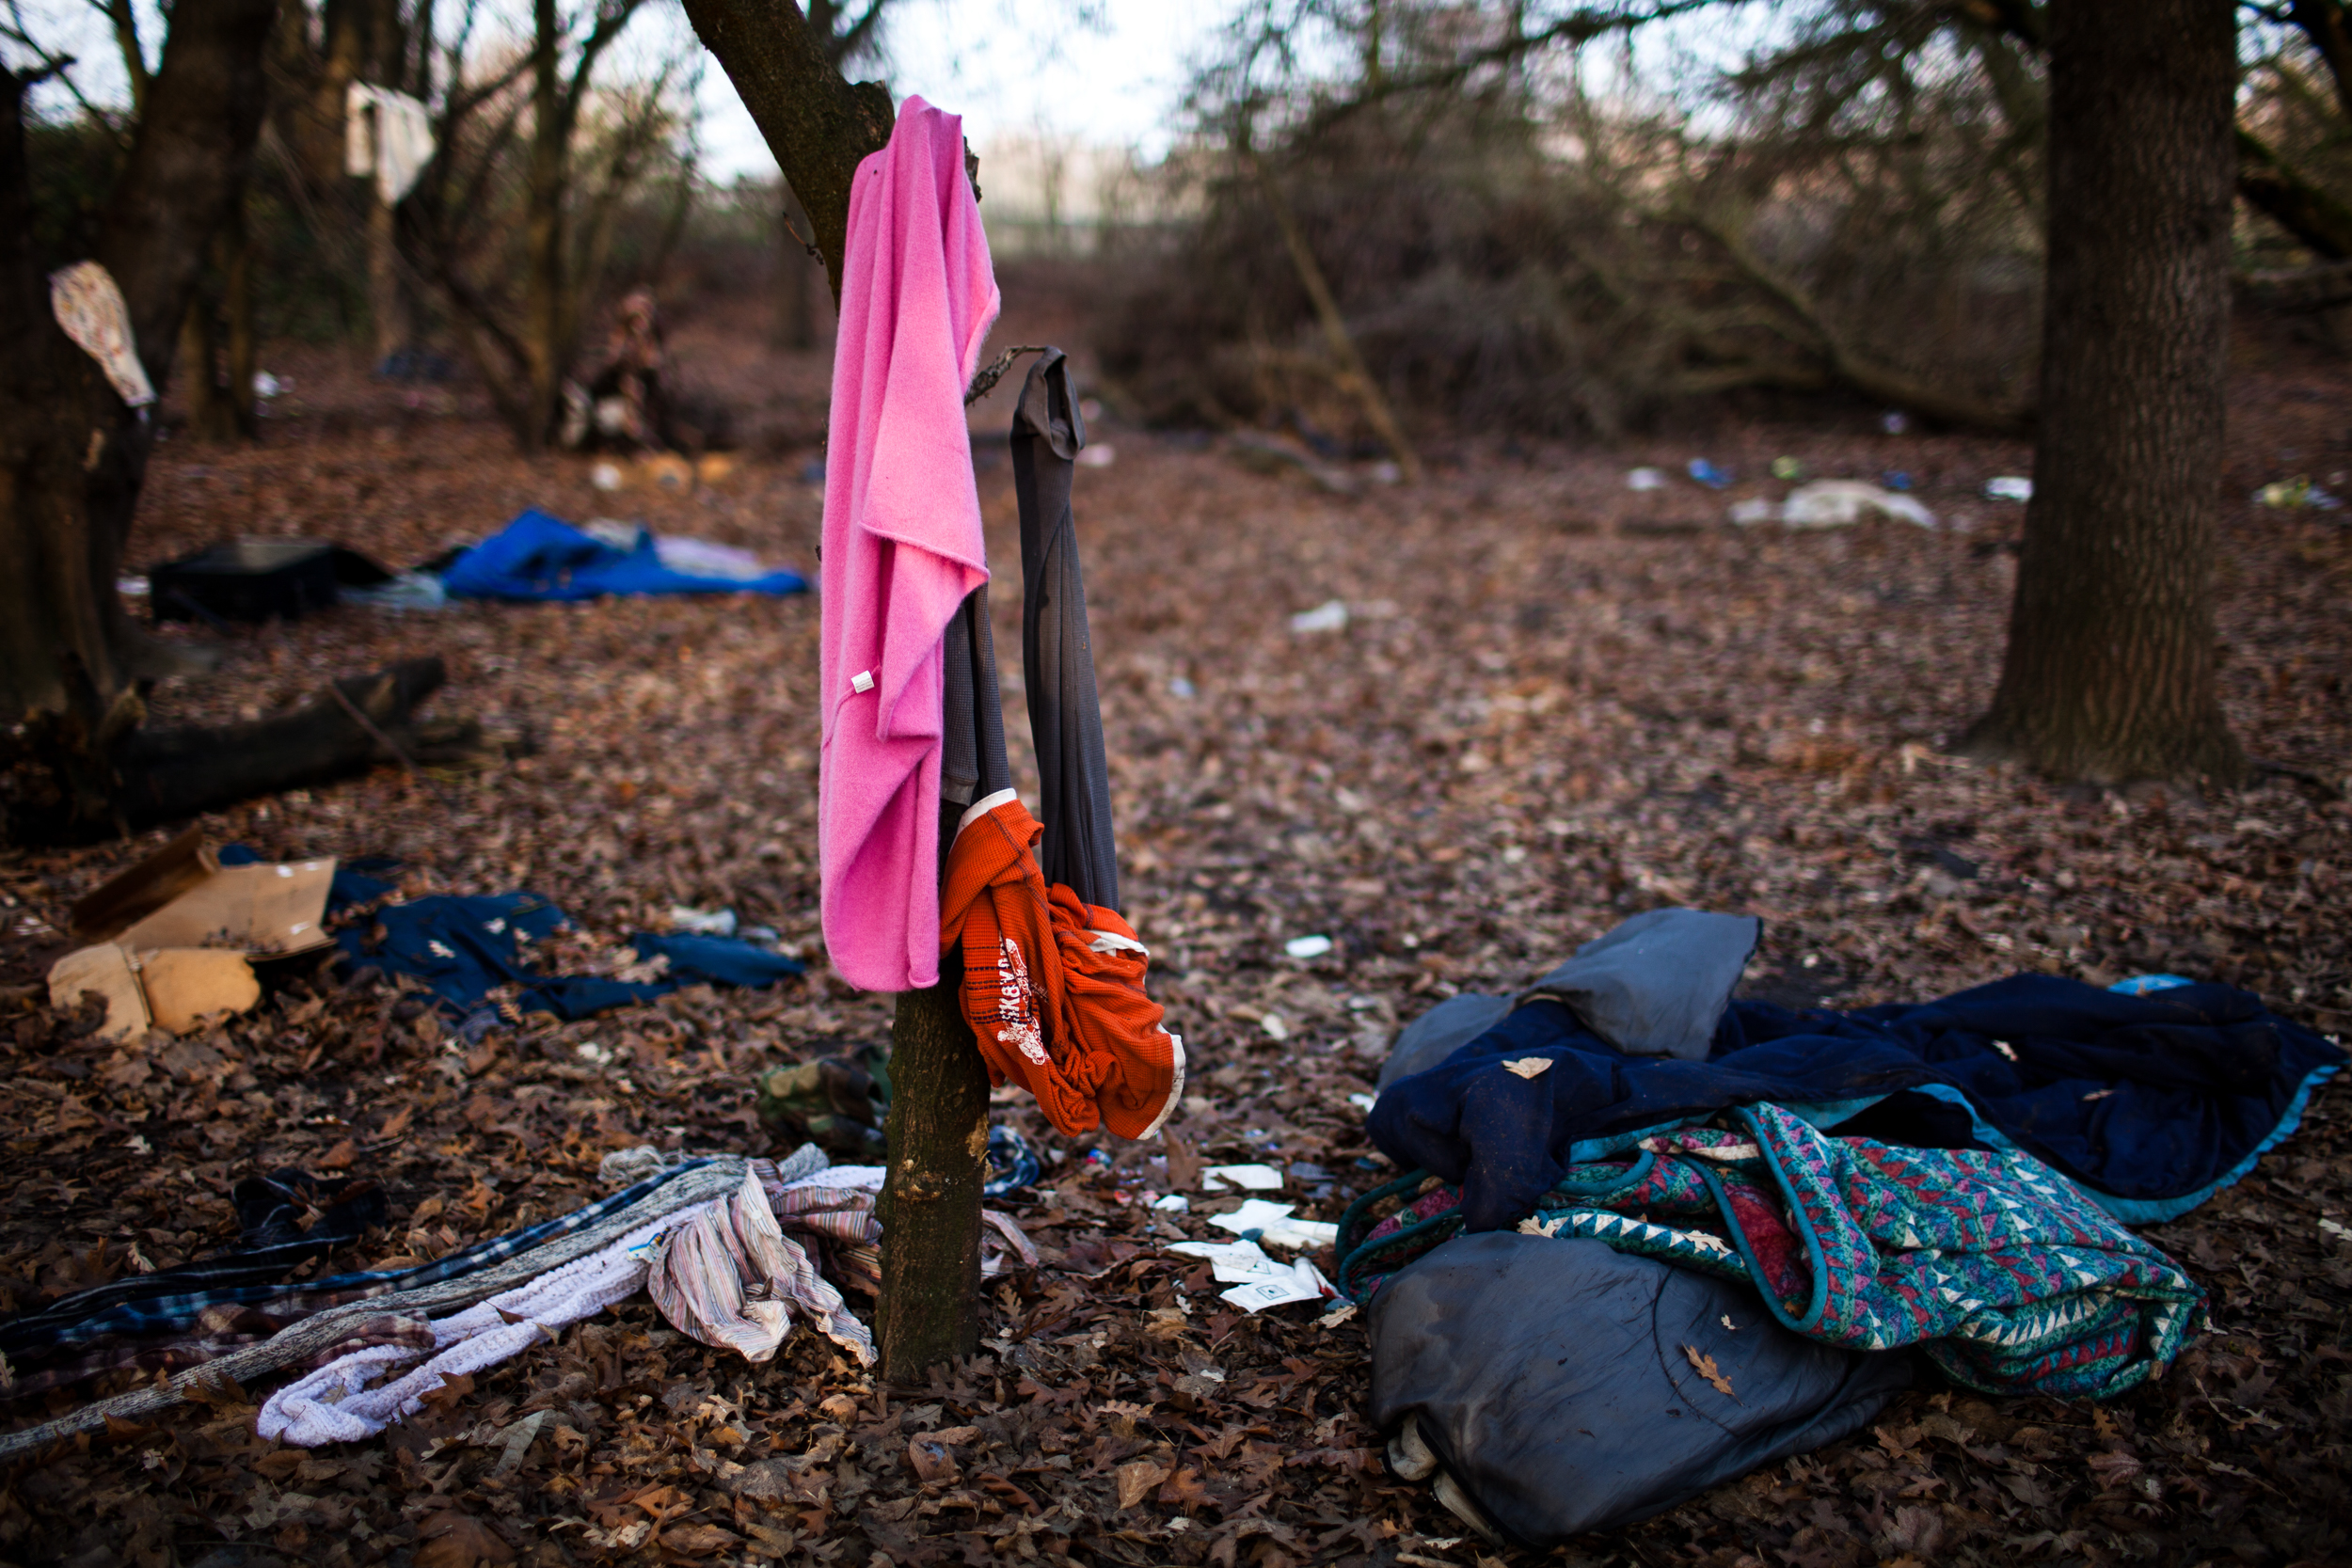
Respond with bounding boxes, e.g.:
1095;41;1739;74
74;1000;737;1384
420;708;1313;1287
0;275;2348;1568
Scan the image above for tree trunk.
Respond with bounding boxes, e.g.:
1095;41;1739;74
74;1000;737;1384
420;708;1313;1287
876;974;992;1379
223;192;259;439
179;289;238;443
519;0;565;450
1958;0;2247;786
775;186;818;350
675;0;893;304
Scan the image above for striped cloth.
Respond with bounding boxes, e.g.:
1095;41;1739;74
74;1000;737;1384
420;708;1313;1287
4;1161;718;1357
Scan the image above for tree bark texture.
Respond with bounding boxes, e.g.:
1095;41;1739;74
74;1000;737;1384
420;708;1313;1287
675;0;892;303
1960;0;2247;785
876;973;992;1380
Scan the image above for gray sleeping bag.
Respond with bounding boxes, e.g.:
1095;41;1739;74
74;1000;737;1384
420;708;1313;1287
1367;1232;1911;1545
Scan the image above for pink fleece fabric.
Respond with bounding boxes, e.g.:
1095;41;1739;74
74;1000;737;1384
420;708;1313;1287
818;98;1001;992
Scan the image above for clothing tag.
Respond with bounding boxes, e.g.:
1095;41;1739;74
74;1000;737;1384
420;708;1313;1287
850;670;875;693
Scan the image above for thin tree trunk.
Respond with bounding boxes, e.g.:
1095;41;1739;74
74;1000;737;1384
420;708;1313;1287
520;0;564;449
1959;0;2247;786
776;185;818;350
224;190;259;438
876;974;992;1379
369;185;404;367
1248;150;1422;483
178;288;237;442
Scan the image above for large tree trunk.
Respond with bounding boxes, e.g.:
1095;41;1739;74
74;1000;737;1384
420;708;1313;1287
1;0;278;725
1959;0;2247;786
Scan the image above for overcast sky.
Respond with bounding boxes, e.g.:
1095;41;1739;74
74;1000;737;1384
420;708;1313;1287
696;0;1226;181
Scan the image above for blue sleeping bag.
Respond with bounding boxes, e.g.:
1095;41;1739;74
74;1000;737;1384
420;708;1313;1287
443;510;805;601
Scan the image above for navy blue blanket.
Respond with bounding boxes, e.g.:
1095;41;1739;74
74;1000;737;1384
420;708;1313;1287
1370;974;2344;1232
337;893;803;1022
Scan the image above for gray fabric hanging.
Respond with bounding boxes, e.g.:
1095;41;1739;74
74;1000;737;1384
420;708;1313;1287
937;584;1012;871
1011;349;1120;912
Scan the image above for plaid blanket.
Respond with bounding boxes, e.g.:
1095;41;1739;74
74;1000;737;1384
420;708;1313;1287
1341;1103;2202;1400
1;1161;718;1362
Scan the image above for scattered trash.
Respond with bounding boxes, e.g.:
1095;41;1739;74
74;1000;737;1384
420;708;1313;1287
1075;445;1115;469
1727;498;1782;526
1200;1164;1285;1193
1168;1239;1332;1311
2256;476;2344;511
591;461;625;491
46;832;335;1042
668;905;738;937
1880;410;1910;434
1686;458;1732;489
1625;467;1669;491
1740;481;1939;530
1985;475;2033;501
252;371;283;399
984;1126;1040;1196
1152;1193;1190;1212
115;577;147;595
1260;1013;1292;1040
1168;676;1198;699
2109;974;2196;996
1347;1092;1377;1113
1770;456;1805;481
342;571;449;612
1284;934;1333;959
755;1046;891;1161
1289;599;1350;635
1880;470;1914;492
1209;1198;1339;1250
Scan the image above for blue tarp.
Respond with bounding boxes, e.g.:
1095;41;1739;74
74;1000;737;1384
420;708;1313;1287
443;509;806;601
1371;974;2345;1233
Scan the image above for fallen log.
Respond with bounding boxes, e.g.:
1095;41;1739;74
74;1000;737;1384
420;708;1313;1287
2;656;457;846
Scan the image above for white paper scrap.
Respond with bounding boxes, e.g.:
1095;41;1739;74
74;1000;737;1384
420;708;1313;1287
1207;1198;1340;1250
1168;1239;1290;1284
1152;1193;1190;1212
1201;1164;1284;1193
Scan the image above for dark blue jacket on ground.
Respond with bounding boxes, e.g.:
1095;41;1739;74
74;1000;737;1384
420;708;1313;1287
1369;974;2344;1232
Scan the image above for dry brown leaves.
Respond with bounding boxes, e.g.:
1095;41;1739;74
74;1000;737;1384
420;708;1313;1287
0;278;2345;1565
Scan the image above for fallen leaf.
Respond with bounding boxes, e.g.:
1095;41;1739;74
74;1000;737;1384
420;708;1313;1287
1502;1057;1553;1079
908;1437;960;1485
414;1511;516;1568
1116;1459;1170;1509
1683;1344;1736;1398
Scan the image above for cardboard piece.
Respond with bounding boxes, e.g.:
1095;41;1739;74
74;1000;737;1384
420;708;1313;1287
45;838;337;1041
140;949;262;1033
46;944;150;1040
69;826;215;945
117;861;335;957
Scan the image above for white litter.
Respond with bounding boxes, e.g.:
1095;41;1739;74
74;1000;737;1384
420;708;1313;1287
1169;1240;1332;1311
591;461;625;492
1259;1013;1291;1041
1625;467;1669;491
1727;498;1781;525
1209;1198;1339;1251
1984;476;2033;501
668;906;737;937
1075;445;1115;468
253;371;284;399
1347;1092;1376;1113
1284;934;1333;959
1200;1164;1284;1193
1289;599;1350;635
1152;1193;1190;1212
1778;481;1936;530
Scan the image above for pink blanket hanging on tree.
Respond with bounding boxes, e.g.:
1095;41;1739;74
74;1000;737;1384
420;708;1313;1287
817;97;1001;992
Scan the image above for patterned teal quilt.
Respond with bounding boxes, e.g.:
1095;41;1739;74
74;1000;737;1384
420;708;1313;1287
1340;1102;2202;1400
